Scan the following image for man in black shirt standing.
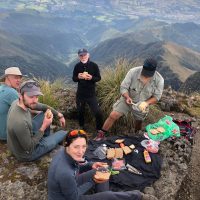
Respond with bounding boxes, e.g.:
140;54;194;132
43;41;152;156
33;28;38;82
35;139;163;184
72;48;103;132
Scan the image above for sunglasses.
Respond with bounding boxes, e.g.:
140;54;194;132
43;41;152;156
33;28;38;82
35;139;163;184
69;129;86;137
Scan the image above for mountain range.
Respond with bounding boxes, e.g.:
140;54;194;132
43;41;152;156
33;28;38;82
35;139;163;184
90;39;200;90
0;1;200;91
0;30;69;80
180;72;200;94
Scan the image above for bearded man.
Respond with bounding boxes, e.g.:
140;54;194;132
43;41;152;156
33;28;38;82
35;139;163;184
7;79;67;161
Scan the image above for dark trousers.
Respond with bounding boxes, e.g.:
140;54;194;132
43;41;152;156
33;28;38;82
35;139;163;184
77;169;109;194
76;96;103;130
77;169;142;200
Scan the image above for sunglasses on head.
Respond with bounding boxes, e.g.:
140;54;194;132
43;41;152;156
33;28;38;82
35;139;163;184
69;129;86;137
20;80;40;92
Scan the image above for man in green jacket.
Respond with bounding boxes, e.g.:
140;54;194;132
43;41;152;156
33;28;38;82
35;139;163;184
7;79;67;161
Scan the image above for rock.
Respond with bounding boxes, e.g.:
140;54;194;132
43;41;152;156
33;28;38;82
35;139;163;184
143;186;156;196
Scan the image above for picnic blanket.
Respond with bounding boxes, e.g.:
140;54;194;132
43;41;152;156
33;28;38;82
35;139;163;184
85;135;162;191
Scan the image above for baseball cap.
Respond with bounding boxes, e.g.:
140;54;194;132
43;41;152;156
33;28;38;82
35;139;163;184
20;79;43;97
141;58;157;77
0;67;25;82
78;48;88;56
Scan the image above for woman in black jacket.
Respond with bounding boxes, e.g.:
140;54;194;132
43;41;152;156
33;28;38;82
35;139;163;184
48;129;142;200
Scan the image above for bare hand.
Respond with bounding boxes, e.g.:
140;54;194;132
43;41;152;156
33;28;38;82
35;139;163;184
92;162;108;169
85;73;92;80
59;117;66;127
126;97;133;105
78;73;85;79
138;101;149;113
40;114;53;132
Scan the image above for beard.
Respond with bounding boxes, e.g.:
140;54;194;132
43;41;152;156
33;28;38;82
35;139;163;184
22;96;37;109
81;60;88;64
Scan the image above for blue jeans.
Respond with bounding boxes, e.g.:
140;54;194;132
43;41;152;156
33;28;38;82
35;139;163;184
29;112;67;161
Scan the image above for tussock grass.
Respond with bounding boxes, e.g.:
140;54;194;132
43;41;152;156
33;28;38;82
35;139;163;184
96;59;135;133
97;59;131;112
96;59;167;133
38;78;64;109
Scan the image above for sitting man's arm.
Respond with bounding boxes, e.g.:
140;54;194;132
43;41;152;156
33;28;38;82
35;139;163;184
30;103;65;127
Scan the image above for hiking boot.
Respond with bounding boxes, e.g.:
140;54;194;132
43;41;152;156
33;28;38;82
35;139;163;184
93;130;107;141
141;193;158;200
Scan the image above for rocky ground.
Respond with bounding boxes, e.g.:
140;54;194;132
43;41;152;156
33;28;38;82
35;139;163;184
0;89;200;200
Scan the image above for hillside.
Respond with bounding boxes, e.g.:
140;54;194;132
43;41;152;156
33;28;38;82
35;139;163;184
89;39;200;90
0;2;200;86
0;30;68;80
179;72;200;94
126;22;200;53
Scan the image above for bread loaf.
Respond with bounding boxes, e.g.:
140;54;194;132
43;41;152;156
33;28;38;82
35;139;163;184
114;148;123;159
129;144;135;149
115;139;124;144
156;127;165;133
107;148;115;159
149;129;159;135
122;146;132;155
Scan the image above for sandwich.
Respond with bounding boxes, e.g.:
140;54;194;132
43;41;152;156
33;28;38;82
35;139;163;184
94;170;111;181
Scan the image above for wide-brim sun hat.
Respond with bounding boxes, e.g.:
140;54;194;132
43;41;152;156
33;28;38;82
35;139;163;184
0;67;25;82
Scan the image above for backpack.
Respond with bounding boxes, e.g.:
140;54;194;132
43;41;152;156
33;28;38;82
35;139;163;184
173;118;196;144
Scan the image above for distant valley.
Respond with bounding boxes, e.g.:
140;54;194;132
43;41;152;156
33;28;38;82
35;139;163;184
0;1;200;91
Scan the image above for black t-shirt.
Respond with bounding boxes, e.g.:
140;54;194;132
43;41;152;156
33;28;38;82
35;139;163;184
72;60;101;98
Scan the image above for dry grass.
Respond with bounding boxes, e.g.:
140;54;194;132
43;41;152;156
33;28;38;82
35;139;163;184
38;78;64;109
96;59;138;133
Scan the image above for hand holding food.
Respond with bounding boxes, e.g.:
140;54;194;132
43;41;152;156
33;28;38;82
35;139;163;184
45;109;52;119
138;101;148;113
93;167;111;183
84;72;92;80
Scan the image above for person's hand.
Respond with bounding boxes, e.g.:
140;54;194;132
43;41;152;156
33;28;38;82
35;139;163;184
40;113;53;132
78;73;85;79
85;73;92;80
93;166;110;184
92;162;108;169
125;97;133;105
138;101;149;113
59;115;66;127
